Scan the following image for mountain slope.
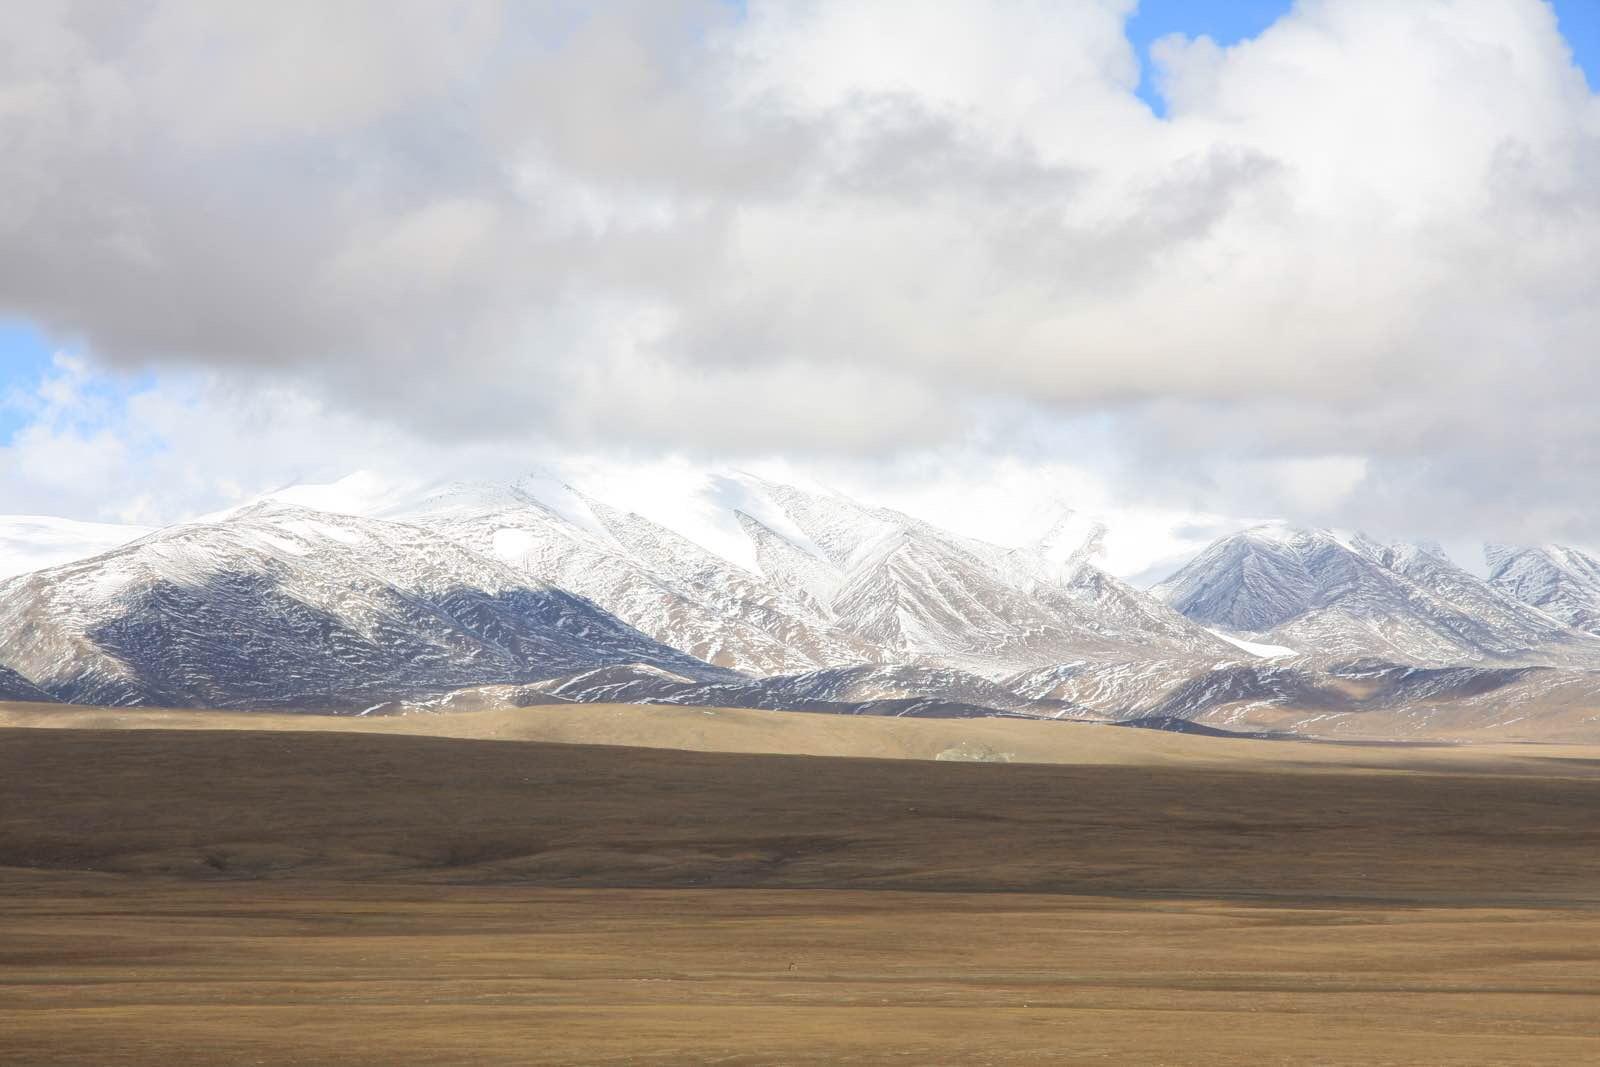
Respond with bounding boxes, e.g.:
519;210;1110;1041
392;481;875;675
0;502;719;709
739;478;1237;674
1357;538;1600;662
18;472;1600;729
501;661;1073;718
399;475;1236;680
735;510;844;616
1487;544;1600;635
1155;525;1595;665
0;664;54;703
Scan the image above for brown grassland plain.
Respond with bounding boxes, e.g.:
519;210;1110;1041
2;704;1600;1064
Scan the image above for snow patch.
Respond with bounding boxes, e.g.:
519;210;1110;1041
713;474;834;571
512;473;620;548
490;528;540;565
1207;629;1297;659
278;518;364;546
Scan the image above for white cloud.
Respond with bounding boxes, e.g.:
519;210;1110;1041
0;1;1597;541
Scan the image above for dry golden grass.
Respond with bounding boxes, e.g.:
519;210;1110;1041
3;720;1600;1063
5;878;1600;1066
8;698;1600;774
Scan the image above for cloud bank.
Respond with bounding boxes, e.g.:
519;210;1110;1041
1;0;1598;543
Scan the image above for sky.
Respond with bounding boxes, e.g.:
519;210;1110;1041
2;0;1599;576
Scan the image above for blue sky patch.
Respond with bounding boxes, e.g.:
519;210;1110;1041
1553;0;1599;89
1125;0;1293;114
1127;0;1599;114
0;320;57;445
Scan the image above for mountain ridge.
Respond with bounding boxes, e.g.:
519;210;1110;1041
6;477;1600;739
1154;524;1600;668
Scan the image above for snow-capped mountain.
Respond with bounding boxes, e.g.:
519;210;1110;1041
379;474;1237;680
728;477;1238;674
1354;537;1600;658
1154;524;1600;666
0;502;723;709
1487;544;1600;635
0;472;1250;712
386;480;878;675
11;472;1600;739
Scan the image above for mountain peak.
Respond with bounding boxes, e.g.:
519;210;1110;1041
1486;543;1600;635
1157;522;1597;665
1030;510;1107;582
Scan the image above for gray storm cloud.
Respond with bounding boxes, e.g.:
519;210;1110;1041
1;0;1598;539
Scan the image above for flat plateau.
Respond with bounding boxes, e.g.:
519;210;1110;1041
3;710;1599;1064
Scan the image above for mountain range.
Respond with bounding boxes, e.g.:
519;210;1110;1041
6;473;1600;740
1152;524;1600;666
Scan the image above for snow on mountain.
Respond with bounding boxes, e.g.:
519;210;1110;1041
0;516;151;580
1487;544;1600;635
0;663;55;703
0;502;721;709
746;478;905;573
1160;661;1600;743
16;469;1600;733
216;470;425;520
1207;630;1296;659
1038;563;1239;656
1152;525;1321;632
400;472;1221;683
1356;536;1600;660
404;653;1600;741
1002;656;1600;739
1154;525;1599;666
735;510;845;615
389;480;876;675
574;487;883;667
1026;510;1108;585
733;478;1238;674
1004;659;1210;717
486;661;1083;719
